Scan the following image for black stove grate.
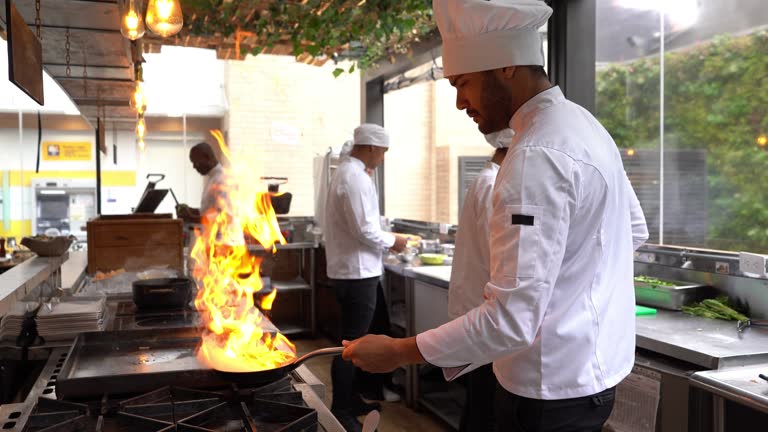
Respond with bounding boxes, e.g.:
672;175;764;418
23;376;317;432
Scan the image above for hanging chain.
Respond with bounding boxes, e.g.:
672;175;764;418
34;0;41;39
65;28;71;77
83;54;88;96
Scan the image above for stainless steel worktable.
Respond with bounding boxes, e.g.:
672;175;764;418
384;261;452;289
690;365;768;415
636;310;768;369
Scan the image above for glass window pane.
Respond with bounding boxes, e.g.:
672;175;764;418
596;0;768;253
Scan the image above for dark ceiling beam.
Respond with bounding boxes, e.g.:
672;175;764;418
53;76;133;82
45;62;129;69
363;34;442;83
65;0;119;4
28;23;119;33
73;98;129;106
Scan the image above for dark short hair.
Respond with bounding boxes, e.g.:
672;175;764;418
529;65;549;79
190;142;215;158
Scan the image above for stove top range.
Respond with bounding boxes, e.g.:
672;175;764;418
110;301;201;331
23;376;318;432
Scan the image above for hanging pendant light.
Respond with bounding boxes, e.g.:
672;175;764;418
136;114;147;139
145;0;183;38
120;0;145;40
130;80;147;114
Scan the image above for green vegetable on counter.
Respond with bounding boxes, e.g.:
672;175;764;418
682;295;749;322
634;275;679;288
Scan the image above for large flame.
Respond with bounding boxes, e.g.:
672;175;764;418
192;130;296;372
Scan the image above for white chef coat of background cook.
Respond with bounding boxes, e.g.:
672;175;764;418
324;157;395;279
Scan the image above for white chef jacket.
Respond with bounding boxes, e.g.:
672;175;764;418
201;164;227;216
324;156;395;279
448;161;499;319
416;86;649;400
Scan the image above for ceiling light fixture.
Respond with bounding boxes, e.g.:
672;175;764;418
130;80;147;114
136;113;146;139
145;0;183;38
119;0;145;40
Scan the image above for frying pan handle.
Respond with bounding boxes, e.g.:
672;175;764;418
293;347;344;366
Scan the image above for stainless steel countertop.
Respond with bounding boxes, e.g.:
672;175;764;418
690;365;768;414
384;261;452;289
405;266;452;289
387;262;768;371
636;310;768;369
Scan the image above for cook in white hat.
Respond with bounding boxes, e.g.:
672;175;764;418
343;1;649;431
323;123;407;430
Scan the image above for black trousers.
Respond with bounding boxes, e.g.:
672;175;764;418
357;282;392;396
329;277;380;411
495;384;616;432
459;363;497;432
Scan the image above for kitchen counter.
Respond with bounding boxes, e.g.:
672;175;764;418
0;253;69;315
384;260;452;289
387;262;768;372
690;364;768;415
61;250;87;290
636;310;768;369
406;265;452;289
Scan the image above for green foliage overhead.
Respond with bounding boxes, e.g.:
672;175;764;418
596;30;768;253
182;0;435;71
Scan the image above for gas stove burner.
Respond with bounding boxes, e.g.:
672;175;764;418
23;377;317;432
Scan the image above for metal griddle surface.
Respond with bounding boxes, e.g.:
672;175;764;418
57;328;232;399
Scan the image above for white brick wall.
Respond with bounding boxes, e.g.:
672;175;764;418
383;79;491;224
384;82;435;221
224;54;361;217
224;55;491;224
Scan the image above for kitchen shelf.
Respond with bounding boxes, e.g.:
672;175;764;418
272;278;311;292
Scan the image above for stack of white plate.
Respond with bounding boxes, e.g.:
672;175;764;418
0;302;39;341
36;298;107;341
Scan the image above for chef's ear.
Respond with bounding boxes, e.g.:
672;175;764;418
500;66;517;80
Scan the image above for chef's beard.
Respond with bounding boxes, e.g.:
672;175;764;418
478;71;515;134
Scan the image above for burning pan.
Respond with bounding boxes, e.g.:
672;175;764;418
215;345;344;386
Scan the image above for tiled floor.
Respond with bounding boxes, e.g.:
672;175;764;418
295;338;452;432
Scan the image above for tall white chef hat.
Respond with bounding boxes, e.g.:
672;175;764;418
434;0;552;77
339;140;354;157
353;123;390;148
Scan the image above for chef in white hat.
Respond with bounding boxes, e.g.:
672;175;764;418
342;1;649;431
324;123;407;431
448;129;513;432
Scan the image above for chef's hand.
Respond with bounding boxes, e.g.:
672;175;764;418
342;335;425;373
390;235;408;253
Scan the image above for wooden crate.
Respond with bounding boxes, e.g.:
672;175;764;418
87;214;183;274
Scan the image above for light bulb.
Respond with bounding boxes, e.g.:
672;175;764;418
145;0;183;38
136;116;146;138
757;135;768;147
138;138;146;151
120;0;145;40
129;81;147;114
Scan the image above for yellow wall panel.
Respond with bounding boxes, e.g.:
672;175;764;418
0;220;33;239
1;170;136;187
